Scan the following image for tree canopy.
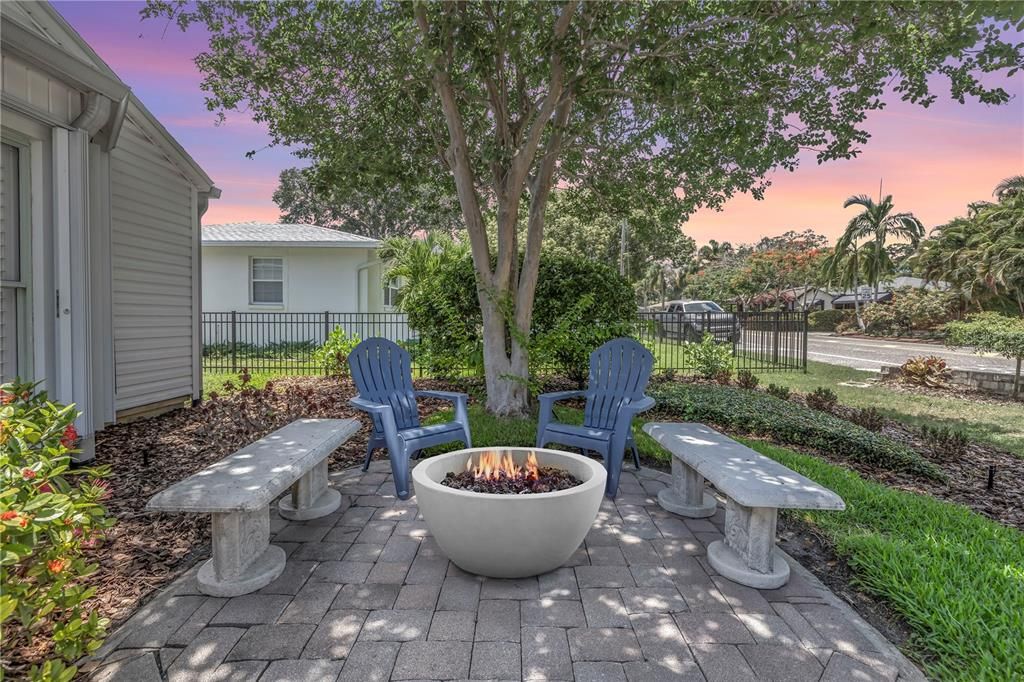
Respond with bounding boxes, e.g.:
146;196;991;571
147;0;1024;414
273;167;463;239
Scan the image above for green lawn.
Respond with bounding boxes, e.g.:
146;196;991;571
757;360;1024;457
744;439;1024;681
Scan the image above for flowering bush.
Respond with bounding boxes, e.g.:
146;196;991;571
1;380;113;680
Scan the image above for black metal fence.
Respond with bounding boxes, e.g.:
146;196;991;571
202;310;807;376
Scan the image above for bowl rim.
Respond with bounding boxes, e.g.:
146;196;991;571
411;446;606;501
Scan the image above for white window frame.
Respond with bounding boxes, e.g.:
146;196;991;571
382;280;401;309
0;133;33;382
249;256;285;306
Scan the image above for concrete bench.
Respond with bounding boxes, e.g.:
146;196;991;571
644;422;844;589
147;418;359;597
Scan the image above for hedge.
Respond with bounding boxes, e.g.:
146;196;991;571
649;383;943;479
808;308;849;332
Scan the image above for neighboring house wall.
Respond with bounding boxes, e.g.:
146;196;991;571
202;246;385;313
110;116;198;412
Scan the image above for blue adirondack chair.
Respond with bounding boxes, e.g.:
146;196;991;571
348;337;471;500
535;338;655;498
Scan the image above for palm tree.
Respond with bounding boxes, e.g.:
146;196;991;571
842;194;924;301
380;232;468;309
993;175;1024;201
822;234;866;329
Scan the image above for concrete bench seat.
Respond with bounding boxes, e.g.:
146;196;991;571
147;418;359;597
644;422;845;589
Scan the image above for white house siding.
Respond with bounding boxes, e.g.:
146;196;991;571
202;245;390;346
0;53;84;125
203;246;381;312
110;115;196;411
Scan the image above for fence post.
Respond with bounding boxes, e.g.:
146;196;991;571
802;310;809;373
772;311;780;364
230;310;237;373
323;311;330;345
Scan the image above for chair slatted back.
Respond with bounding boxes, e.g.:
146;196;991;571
583;338;654;430
349;338;420;433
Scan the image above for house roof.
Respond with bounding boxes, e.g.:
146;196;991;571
832;291;893;306
203;222;382;248
1;2;219;196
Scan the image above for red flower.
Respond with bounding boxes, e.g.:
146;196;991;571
47;559;66;574
61;423;78;449
19;517;29;528
0;510;18;521
38;482;53;493
0;390;14;404
22;468;37;480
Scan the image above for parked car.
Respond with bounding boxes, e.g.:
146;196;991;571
652;300;741;343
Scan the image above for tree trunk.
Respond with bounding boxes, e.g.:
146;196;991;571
853;274;864;329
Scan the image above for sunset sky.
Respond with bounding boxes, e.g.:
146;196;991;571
54;2;1024;245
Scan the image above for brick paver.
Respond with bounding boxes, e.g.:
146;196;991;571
90;462;921;681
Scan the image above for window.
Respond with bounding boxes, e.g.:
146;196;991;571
250;257;284;305
683;301;724;313
1;142;29;383
383;281;400;308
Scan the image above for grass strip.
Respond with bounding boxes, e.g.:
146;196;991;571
744;439;1024;681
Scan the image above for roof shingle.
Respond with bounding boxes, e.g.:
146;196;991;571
202;222;380;247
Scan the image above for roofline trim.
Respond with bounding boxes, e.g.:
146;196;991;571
202;240;381;248
1;17;129;101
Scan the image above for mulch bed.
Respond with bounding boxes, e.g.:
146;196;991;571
6;376;458;674
824;401;1024;530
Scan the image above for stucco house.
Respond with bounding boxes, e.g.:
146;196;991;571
201;222;389;314
1;1;219;459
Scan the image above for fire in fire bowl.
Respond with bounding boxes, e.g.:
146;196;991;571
412;447;606;578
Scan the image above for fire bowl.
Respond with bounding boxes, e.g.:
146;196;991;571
412;447;606;578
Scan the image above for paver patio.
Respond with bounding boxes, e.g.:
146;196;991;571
87;461;923;681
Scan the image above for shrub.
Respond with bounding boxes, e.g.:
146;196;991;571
861;288;958;337
394;244;639;384
920;424;969;457
736;370;759;390
766;383;791;400
945;312;1024;398
805;386;838;411
1;381;113;679
849;406;886;432
899;355;950;388
808;309;850;332
649;382;942;478
684;333;734;380
311;328;361;377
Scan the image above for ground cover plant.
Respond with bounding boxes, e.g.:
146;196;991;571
649;382;942;478
762;360;1024;457
745;439;1024;681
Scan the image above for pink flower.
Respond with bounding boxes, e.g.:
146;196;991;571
21;468;36;480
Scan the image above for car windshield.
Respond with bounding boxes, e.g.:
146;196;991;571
683;302;724;313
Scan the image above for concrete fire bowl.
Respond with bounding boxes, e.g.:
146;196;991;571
412;447;607;578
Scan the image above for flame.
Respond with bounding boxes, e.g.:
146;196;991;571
465;450;540;482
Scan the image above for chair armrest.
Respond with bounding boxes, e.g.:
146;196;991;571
623;395;655;414
537;390;587;406
349;396;394;414
414;390;468;404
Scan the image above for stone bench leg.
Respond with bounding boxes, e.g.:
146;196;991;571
278;459;342;521
707;498;790;589
657;457;717;518
198;506;286;597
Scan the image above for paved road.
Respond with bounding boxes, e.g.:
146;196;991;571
806;332;1016;374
